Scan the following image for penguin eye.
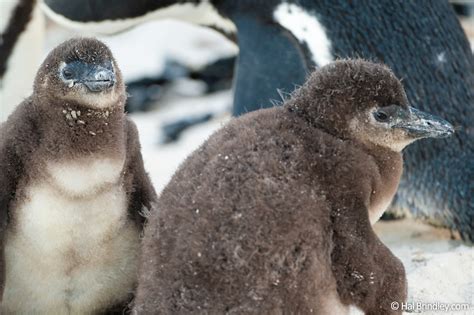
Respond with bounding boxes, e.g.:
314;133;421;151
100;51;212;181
62;68;74;80
374;110;390;122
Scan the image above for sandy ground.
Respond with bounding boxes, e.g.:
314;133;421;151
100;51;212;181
41;18;474;314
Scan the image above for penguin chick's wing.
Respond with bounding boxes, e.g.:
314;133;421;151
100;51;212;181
124;118;158;227
0;102;39;299
0;126;13;300
330;197;407;314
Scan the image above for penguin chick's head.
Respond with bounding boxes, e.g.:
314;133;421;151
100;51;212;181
34;38;125;109
288;59;454;151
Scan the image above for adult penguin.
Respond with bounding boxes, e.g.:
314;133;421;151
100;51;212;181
42;0;473;241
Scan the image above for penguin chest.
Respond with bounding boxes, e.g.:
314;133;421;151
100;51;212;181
2;158;140;313
46;157;126;197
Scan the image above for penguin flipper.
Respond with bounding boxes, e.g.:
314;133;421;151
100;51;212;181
125;119;158;228
43;0;183;34
231;15;309;116
0;126;14;299
0;105;39;299
330;200;406;313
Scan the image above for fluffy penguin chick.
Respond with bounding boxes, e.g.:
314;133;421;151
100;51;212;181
0;38;157;313
134;59;453;315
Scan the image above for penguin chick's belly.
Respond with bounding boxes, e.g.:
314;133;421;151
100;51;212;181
2;159;140;314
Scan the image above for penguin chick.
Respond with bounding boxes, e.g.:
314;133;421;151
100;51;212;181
134;59;453;314
0;38;157;313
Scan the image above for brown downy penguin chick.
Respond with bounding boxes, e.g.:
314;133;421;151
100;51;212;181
134;59;453;314
0;38;157;313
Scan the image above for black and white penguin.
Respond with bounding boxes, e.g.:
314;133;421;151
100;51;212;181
41;0;236;36
133;60;453;314
0;38;157;313
41;0;473;241
0;0;44;122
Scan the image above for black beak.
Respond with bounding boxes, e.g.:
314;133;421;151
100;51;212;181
82;65;116;92
393;106;454;139
62;60;116;92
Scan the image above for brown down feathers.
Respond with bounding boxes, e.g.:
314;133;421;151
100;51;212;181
134;60;408;314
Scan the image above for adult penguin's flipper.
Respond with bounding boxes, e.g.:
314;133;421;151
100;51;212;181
43;0;170;34
44;0;159;22
42;0;236;35
231;15;309;116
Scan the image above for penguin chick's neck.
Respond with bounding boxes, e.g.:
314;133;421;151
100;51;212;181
352;140;403;224
288;107;403;224
35;97;126;158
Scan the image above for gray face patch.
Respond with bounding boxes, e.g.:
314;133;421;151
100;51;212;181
371;104;410;127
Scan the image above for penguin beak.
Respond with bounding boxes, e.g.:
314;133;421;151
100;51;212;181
81;65;116;92
393;106;454;139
